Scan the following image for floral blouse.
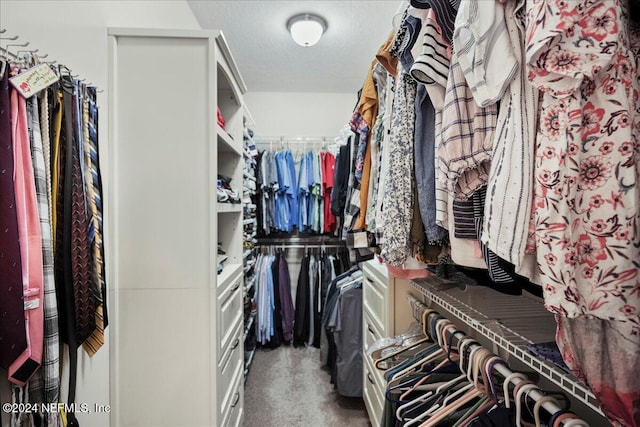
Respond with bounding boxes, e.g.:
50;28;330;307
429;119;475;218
526;0;640;336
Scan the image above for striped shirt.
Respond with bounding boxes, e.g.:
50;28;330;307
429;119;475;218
453;0;518;107
480;0;539;271
411;10;451;109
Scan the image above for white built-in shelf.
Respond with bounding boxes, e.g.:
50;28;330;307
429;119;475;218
217;203;242;213
217;125;242;156
218;263;242;290
410;279;603;416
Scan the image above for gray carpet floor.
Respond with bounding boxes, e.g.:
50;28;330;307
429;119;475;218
243;346;372;427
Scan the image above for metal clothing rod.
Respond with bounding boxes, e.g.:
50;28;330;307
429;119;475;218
256;244;345;249
255;136;334;142
257;236;342;244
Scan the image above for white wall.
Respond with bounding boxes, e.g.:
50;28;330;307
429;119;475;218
0;2;200;427
244;91;357;138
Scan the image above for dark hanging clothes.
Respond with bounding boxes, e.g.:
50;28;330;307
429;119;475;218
278;255;295;343
332;284;363;397
331;139;352;217
268;253;283;348
294;255;310;347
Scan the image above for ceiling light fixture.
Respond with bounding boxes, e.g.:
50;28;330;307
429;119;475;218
287;13;327;47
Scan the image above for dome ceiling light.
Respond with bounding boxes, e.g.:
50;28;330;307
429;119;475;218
287;13;328;47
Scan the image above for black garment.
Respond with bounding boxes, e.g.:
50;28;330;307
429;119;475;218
268;253;283;348
331;139;352;217
294;255;310;347
312;256;323;348
468;403;516;427
255;151;264;236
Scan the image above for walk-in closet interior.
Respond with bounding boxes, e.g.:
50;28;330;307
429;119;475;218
1;1;639;426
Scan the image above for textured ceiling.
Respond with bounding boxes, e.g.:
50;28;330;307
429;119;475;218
187;0;401;93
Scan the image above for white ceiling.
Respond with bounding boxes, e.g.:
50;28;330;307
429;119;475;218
187;0;400;93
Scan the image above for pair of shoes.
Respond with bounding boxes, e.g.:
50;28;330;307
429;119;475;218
217;182;229;203
218;175;241;203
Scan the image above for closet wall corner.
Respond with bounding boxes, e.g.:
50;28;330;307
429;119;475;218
108;27;247;427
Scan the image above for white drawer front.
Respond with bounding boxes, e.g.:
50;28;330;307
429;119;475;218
363;273;387;335
364;309;383;353
217;275;243;360
217;320;243;417
363;357;384;427
222;363;244;427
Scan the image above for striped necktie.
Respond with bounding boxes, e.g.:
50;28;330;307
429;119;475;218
82;87;106;356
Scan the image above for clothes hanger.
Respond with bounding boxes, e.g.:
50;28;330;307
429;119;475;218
427;346;485;417
398;341;460;401
395;332;474;426
388;319;451;380
514;383;539;427
533;395;562;427
553;413;579;427
502;372;529;409
374;309;435;369
482;355;506;404
389;331;471;402
418;346;489;426
402;352;461;427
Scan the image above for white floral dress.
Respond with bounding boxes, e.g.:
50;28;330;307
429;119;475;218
526;0;640;335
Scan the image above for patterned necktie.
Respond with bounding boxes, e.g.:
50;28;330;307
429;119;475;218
0;65;28;370
68;84;96;344
54;82;96;347
82;87;106;356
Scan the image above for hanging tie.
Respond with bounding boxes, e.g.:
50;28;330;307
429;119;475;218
0;63;28;372
8;75;45;386
65;81;96;345
82;86;107;356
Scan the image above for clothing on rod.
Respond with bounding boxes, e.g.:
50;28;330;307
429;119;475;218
257;148;337;236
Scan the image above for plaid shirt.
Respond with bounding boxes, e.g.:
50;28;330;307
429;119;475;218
438;50;496;200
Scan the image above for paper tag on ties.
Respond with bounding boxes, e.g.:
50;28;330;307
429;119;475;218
10;63;59;98
24;298;40;310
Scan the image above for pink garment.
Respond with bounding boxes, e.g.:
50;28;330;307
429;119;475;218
556;315;640;427
386;262;432;280
321;152;336;233
9;88;44;386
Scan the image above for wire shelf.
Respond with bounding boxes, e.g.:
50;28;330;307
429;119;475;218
410;279;603;416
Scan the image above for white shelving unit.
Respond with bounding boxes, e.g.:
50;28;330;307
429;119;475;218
410;279;605;417
108;28;249;427
361;260;413;427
